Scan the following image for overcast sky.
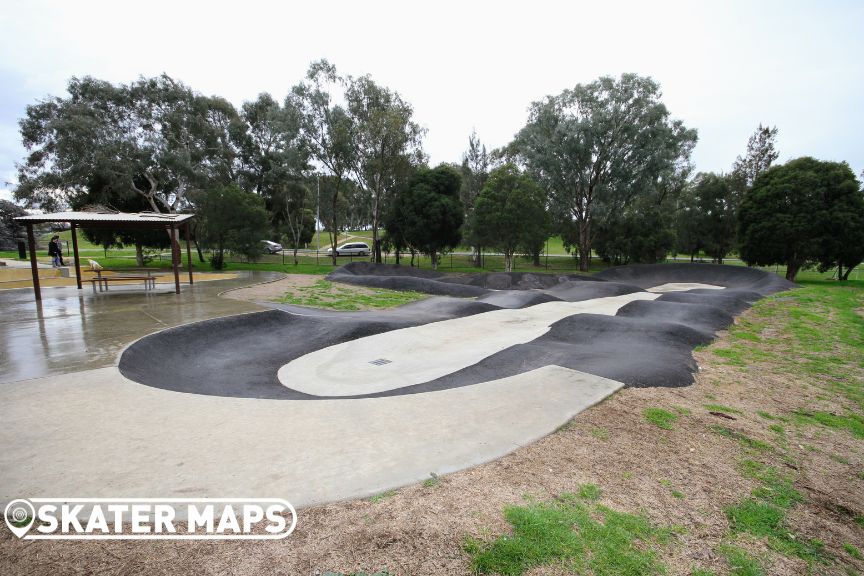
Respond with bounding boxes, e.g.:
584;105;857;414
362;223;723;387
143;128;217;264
1;0;861;202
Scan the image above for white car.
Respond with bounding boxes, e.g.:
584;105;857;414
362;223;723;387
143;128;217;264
327;242;370;256
261;240;283;254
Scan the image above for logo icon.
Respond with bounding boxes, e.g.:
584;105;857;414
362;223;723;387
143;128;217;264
4;499;35;538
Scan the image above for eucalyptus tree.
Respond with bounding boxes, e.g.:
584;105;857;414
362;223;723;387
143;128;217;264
345;74;425;263
15;74;242;214
239;93;307;196
290;60;356;265
731;124;779;188
460;130;490;265
512;74;696;271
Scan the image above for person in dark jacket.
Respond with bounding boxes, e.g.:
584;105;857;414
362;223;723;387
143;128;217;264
48;235;65;267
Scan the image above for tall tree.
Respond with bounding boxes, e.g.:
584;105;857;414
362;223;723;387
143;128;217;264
290;60;356;265
594;204;674;265
473;164;548;272
0;200;26;250
739;157;863;281
693;173;737;263
14;75;244;265
673;184;704;262
460;130;490;265
345;74;425;263
238;93;307;196
193;184;268;270
512;74;696;271
268;181;314;265
400;165;464;269
731;124;779;188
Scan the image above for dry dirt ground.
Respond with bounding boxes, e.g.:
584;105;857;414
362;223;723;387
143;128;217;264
221;274;321;301
223;274;412;310
1;291;862;575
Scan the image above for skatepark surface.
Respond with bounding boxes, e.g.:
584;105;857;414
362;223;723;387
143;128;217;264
1;263;794;509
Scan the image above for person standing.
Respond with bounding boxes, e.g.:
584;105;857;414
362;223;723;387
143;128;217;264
48;235;65;267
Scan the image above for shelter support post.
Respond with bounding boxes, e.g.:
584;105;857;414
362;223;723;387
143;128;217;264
26;224;41;301
71;223;82;289
184;223;193;285
170;224;180;294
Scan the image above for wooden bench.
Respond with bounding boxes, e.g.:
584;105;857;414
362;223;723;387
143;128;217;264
89;270;159;292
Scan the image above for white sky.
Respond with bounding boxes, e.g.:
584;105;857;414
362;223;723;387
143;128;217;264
1;0;862;202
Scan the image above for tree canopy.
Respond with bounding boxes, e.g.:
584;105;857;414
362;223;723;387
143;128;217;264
473;164;548;272
739;157;863;281
398;165;464;269
193;184;269;269
512;73;696;271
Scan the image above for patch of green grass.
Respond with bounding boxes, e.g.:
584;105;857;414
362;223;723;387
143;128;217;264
673;405;692;415
277;280;427;311
718;544;764;576
727;460;825;563
577;483;602;501
422;473;440;488
756;411;775;420
718;282;864;410
658;478;684;497
704;404;743;415
590;427;610;440
792;410;864;439
830;454;850;465
690;568;716;576
369;490;397;503
467;493;672;575
644;408;678;430
710;426;771;452
844;542;863;560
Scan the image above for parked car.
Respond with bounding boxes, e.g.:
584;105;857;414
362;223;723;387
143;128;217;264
261;240;283;254
327;242;370;256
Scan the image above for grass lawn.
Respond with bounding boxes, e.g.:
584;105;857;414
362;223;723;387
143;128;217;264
276;279;427;311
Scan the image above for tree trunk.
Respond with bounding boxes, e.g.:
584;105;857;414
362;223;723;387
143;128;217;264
578;219;591;272
431;252;438;270
135;242;145;267
504;252;513;273
293;247;299;266
785;261;800;282
395;249;401;266
840;265;854;281
472;247;481;267
194;239;205;263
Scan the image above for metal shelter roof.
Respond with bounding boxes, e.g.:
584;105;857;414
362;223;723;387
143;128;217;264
14;211;194;226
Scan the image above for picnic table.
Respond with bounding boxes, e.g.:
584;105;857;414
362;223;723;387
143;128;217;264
88;269;161;292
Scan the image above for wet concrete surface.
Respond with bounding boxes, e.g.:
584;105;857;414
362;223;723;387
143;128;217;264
0;271;281;383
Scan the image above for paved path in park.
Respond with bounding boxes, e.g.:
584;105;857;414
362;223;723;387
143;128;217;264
1;364;621;508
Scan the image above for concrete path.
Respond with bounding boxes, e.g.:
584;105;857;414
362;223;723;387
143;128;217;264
279;292;660;397
0;364;621;509
646;282;725;293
